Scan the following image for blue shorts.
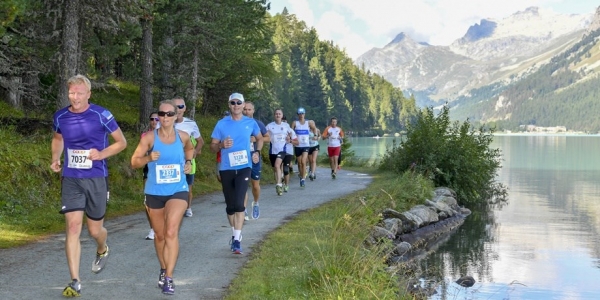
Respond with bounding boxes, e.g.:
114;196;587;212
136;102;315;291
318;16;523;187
251;160;261;180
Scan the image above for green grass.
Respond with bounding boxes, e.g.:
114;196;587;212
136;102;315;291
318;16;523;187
225;170;433;299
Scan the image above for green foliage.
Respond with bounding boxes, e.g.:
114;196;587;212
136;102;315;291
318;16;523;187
379;106;503;206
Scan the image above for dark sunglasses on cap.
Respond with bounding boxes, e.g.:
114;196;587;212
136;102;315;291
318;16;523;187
157;111;176;117
229;100;243;106
149;117;159;121
176;104;185;109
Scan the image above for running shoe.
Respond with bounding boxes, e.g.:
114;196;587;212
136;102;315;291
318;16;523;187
313;173;317;180
62;279;81;297
184;208;193;217
252;202;260;219
158;269;166;289
229;236;235;252
332;172;337;179
309;173;314;181
244;210;249;221
276;185;283;196
162;277;175;295
146;229;155;240
91;245;109;274
283;184;289;192
300;179;305;187
232;240;243;254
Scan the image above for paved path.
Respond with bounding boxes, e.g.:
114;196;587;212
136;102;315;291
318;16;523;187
0;167;371;299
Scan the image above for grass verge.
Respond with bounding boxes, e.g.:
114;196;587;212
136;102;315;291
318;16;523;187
225;170;433;299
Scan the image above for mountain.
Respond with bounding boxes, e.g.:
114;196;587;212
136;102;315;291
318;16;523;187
355;6;600;131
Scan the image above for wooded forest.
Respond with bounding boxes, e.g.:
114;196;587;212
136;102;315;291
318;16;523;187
0;0;418;133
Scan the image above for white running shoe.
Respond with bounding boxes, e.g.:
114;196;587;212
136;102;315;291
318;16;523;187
146;229;155;240
184;208;193;217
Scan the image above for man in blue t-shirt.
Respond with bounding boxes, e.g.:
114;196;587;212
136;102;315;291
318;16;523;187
242;101;268;220
51;75;127;297
210;93;263;254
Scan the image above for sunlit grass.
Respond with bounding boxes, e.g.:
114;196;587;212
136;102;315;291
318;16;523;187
0;225;38;248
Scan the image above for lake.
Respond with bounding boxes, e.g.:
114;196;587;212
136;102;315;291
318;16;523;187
346;135;600;300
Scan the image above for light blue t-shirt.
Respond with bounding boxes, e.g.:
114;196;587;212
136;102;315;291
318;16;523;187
211;116;260;170
145;130;189;196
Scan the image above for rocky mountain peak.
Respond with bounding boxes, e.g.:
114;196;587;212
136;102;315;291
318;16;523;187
461;19;497;43
385;32;421;47
514;6;540;18
588;6;600;32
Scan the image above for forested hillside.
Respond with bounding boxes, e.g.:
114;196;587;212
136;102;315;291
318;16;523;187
450;28;600;132
0;1;417;134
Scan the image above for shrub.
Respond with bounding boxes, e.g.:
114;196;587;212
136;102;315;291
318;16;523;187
379;105;503;206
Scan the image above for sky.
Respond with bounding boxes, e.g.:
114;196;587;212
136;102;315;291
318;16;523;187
268;0;599;60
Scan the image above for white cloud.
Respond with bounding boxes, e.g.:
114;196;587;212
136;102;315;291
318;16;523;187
285;0;315;26
314;11;374;58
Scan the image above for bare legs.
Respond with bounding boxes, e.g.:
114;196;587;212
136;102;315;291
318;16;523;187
148;199;187;278
64;211;107;281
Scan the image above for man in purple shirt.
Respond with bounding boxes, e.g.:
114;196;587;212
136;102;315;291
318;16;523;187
50;75;127;297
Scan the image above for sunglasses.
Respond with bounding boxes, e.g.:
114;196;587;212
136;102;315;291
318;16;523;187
149;117;159;121
157;111;176;117
229;100;244;106
176;104;185;109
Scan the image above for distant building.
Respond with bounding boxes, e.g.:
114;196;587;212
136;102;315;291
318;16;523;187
519;125;567;133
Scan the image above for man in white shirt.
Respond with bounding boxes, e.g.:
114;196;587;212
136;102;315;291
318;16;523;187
321;117;344;179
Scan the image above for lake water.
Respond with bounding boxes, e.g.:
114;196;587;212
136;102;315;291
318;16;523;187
348;135;600;300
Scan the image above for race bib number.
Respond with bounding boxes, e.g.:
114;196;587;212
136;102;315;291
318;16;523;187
299;135;309;144
67;149;92;169
274;134;286;143
155;164;181;184
229;150;249;167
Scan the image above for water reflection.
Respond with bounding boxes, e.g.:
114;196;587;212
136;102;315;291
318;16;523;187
348;135;600;299
420;135;600;300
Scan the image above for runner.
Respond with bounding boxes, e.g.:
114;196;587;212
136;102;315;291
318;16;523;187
281;115;296;192
308;128;321;180
291;107;318;187
210;92;263;254
321;117;344;179
130;100;195;295
266;110;297;196
243;101;268;219
50;74;127;297
167;98;204;218
143;111;159;240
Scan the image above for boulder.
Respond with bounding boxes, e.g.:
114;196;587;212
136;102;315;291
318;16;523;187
383;218;400;236
406;205;439;226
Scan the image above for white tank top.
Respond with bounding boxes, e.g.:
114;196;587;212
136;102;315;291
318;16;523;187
294;120;311;147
